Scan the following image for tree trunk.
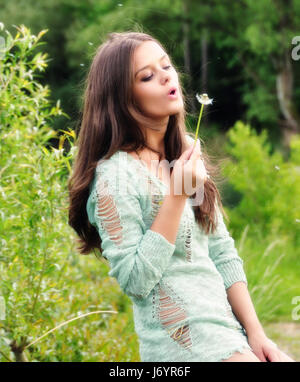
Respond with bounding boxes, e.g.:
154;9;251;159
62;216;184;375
182;0;197;114
201;30;208;125
10;338;29;362
276;49;300;147
274;0;300;147
14;351;29;362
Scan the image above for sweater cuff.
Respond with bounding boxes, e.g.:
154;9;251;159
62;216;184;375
141;229;176;273
216;258;248;290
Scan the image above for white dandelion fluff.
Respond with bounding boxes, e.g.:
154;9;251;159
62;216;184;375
196;93;213;105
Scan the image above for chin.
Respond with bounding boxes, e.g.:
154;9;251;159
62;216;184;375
170;104;184;114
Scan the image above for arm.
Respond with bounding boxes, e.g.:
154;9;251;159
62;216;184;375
87;160;186;300
226;281;265;336
207;204;265;334
207;203;248;290
207;205;295;361
227;282;296;362
151;193;188;244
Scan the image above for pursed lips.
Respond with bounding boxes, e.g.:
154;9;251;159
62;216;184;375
168;87;177;96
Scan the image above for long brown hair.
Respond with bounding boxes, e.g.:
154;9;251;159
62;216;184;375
68;31;227;257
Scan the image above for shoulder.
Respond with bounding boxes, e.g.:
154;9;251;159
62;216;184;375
95;151;131;178
96;150;122;170
87;151;141;224
94;151;139;197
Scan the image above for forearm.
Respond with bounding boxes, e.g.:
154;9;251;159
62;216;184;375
226;281;266;336
150;193;188;245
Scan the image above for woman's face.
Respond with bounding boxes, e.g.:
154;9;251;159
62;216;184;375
132;41;184;119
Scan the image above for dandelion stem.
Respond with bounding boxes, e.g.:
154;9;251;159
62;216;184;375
194;103;204;147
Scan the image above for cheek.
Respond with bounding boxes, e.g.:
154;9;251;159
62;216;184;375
135;84;158;105
132;85;143;106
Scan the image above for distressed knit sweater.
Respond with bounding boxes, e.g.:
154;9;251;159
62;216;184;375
86;135;253;362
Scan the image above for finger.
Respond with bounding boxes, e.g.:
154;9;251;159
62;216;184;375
266;351;281;362
195;138;202;153
197;138;202;153
259;353;268;362
190;139;201;160
196;139;202;155
255;348;268;362
280;351;296;362
180;143;195;161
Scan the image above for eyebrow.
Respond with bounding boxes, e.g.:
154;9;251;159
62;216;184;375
135;54;168;77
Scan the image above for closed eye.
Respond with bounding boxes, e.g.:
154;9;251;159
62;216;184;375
142;66;172;82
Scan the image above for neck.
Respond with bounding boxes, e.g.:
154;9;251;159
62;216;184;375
141;116;169;153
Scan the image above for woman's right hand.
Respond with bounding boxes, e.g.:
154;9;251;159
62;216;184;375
169;139;208;198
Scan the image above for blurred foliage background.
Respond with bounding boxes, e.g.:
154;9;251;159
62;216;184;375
0;0;299;362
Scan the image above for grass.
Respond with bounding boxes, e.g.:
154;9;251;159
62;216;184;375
263;322;300;361
16;223;298;362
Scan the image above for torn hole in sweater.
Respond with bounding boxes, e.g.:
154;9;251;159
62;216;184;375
156;283;192;350
151;194;164;218
147;178;164;219
96;178;123;246
184;226;192;262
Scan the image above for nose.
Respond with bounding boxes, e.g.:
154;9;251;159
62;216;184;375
161;70;171;85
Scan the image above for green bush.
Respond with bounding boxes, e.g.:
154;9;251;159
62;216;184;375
222;121;300;248
220;121;300;322
0;23;136;363
0;23;77;361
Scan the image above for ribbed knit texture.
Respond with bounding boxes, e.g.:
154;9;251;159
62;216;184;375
86;135;252;362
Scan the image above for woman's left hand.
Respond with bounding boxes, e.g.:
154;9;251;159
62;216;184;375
247;331;296;362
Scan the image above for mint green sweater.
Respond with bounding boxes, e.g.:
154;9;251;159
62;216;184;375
86;136;253;362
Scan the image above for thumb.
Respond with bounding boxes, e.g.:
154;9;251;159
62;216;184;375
257;348;268;362
190;139;201;160
180;143;195;161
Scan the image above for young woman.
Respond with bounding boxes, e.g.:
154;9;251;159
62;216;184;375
68;31;295;362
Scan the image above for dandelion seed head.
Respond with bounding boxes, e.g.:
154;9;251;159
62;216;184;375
196;93;213;105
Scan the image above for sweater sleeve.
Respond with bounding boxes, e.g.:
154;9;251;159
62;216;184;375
88;158;176;300
208;203;248;290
